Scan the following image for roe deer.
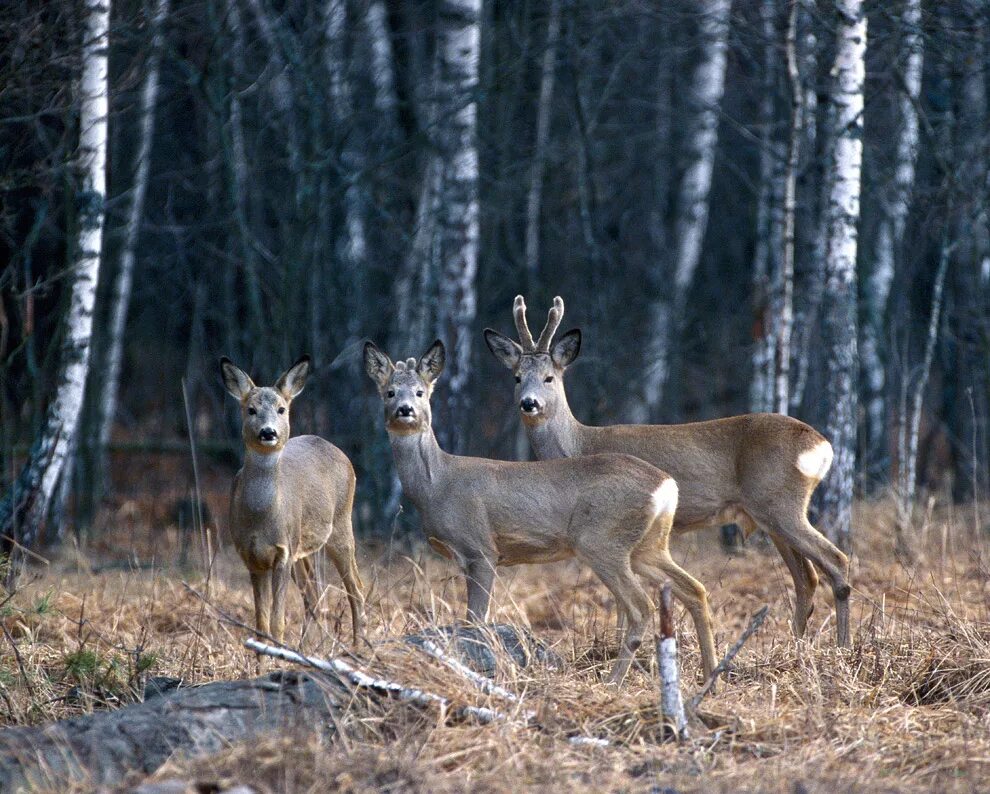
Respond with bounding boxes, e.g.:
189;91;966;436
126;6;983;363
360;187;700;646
485;296;852;647
364;339;717;684
221;356;364;643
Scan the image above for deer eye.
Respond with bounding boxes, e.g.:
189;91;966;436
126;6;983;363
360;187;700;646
416;390;424;397
277;406;286;414
386;390;395;398
544;376;554;383
514;375;521;384
248;407;256;416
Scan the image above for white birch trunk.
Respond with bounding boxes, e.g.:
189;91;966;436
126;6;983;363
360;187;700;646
820;0;866;552
749;0;778;415
433;0;481;454
524;0;560;286
363;0;399;125
863;0;923;454
1;0;110;546
642;0;731;415
94;0;169;470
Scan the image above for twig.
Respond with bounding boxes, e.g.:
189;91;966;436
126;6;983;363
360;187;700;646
656;584;688;741
1;621;36;702
414;638;527;705
689;605;769;711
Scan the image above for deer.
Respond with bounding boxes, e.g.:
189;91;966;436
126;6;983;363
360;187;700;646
221;355;364;644
484;296;852;648
364;339;718;685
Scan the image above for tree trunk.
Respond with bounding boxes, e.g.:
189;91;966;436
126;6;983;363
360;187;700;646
524;0;561;289
87;0;169;514
820;0;867;552
862;0;923;470
0;0;110;556
433;0;482;454
749;0;779;415
363;0;400;141
642;0;732;417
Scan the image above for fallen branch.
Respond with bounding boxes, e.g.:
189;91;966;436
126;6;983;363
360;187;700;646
245;638;509;725
656;584;688;741
689;605;769;711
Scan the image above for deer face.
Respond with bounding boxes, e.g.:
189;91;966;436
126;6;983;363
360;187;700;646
364;340;445;436
485;323;581;427
220;356;310;454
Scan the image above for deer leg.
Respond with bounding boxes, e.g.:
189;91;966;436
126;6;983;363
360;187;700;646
586;557;654;686
464;557;496;624
270;549;291;643
328;535;365;643
293;556;322;622
767;534;818;637
250;571;272;637
633;554;718;681
758;509;851;647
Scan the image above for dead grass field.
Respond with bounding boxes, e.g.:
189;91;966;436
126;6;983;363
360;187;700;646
2;495;989;792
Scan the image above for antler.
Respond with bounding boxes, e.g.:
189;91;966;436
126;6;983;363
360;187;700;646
535;296;564;352
513;296;536;351
514;295;564;352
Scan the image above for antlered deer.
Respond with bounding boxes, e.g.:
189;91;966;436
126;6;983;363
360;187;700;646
364;339;717;684
485;297;851;647
221;356;364;643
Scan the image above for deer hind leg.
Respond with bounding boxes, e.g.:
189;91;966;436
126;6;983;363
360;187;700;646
327;520;366;643
464;556;496;624
292;555;323;622
757;507;851;647
585;556;654;686
632;551;718;681
767;533;818;638
250;570;272;637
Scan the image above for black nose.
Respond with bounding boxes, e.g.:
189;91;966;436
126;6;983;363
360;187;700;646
396;404;415;417
259;427;278;441
520;397;540;413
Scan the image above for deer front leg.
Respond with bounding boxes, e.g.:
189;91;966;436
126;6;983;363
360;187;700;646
250;570;272;637
464;557;496;624
270;548;291;643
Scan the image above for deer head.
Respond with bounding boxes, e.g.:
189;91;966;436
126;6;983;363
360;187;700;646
220;356;310;454
484;296;581;426
364;340;446;435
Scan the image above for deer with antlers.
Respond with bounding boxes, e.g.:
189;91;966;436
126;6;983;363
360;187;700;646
485;296;852;647
364;339;718;684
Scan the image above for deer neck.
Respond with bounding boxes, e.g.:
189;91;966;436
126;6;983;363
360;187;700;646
240;448;282;513
389;427;449;505
526;394;584;459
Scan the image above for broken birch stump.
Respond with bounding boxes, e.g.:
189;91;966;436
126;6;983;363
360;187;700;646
656;583;689;741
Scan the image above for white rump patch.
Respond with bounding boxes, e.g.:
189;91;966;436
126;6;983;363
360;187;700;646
651;478;679;517
796;441;834;480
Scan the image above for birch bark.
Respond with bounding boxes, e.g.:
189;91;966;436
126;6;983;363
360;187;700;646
820;0;867;552
0;0;111;549
642;0;731;416
862;0;923;459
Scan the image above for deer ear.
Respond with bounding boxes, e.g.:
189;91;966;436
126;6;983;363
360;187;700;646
364;342;394;390
550;328;581;369
220;357;254;400
418;339;446;383
484;329;522;370
276;355;310;400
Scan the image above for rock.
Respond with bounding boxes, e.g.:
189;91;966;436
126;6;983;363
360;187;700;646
404;623;563;677
143;676;184;700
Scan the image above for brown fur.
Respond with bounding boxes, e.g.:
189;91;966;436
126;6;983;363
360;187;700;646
365;340;718;684
485;296;852;647
221;356;365;643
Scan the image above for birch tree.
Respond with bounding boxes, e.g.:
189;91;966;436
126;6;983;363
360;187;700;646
0;0;110;552
89;0;169;502
524;0;561;288
433;0;481;454
862;0;923;459
642;0;731;417
820;0;866;551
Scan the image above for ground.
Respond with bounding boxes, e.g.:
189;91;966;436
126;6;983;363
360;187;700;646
1;495;989;793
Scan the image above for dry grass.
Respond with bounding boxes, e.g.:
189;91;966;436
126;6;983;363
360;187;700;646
2;494;990;792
